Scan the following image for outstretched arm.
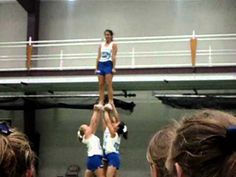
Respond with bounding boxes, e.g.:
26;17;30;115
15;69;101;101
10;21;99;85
102;118;107;131
89;109;102;134
103;111;116;138
111;103;120;123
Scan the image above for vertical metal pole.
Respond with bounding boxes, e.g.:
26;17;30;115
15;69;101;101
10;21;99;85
190;30;197;67
26;36;33;70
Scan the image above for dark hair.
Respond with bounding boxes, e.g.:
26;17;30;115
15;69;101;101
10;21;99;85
78;126;85;142
166;110;236;177
104;29;114;36
117;121;128;140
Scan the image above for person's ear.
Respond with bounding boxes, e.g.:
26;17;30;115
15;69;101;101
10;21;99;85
175;163;185;177
25;168;33;177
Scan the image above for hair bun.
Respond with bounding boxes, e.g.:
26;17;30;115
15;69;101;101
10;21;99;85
77;130;83;139
0;122;12;135
123;125;128;133
225;126;236;153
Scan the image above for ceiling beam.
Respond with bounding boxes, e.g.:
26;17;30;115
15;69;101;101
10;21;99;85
16;0;35;13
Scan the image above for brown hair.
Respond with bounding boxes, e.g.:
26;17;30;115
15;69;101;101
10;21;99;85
104;29;114;41
166;110;236;177
147;124;176;177
78;126;85;142
0;128;36;177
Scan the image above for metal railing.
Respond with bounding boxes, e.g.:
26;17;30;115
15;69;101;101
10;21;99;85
0;31;235;71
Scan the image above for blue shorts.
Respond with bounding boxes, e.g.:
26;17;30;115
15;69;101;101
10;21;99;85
103;153;120;169
96;61;113;76
87;155;104;172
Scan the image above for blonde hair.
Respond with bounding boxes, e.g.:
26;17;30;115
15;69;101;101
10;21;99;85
78;125;85;142
0;128;36;177
166;110;236;177
146;124;176;177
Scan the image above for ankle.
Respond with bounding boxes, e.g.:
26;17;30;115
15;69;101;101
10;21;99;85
108;99;114;104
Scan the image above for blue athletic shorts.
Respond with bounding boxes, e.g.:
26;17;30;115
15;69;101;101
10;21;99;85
103;153;120;169
87;155;104;172
96;61;113;76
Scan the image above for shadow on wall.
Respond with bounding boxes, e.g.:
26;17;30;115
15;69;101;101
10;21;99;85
0;97;136;112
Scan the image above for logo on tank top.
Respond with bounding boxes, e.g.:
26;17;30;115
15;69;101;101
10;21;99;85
114;142;120;152
102;51;111;60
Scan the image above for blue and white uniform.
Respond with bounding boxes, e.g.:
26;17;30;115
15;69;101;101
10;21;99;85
103;127;121;169
80;133;104;171
96;42;114;76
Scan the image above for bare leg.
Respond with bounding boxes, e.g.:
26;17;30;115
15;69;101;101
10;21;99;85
105;74;114;104
84;169;94;177
114;170;118;177
94;168;105;177
103;161;108;176
106;166;117;177
98;75;105;105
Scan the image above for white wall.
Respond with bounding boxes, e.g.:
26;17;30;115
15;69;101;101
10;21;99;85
0;2;27;69
39;0;236;39
0;2;27;42
37;0;236;69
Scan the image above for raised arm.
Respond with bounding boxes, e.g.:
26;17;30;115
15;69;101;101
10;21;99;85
111;103;120;123
102;118;107;131
103;111;116;138
112;43;118;71
89;109;102;134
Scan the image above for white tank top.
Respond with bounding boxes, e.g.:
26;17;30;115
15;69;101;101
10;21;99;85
103;127;121;154
99;42;113;62
82;134;103;157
